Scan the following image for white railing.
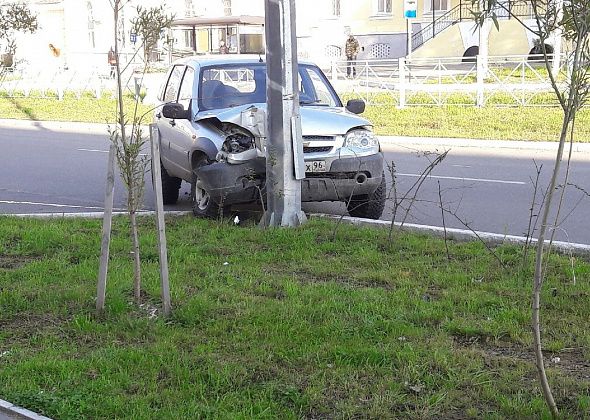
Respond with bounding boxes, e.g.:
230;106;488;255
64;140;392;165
1;54;569;107
327;54;568;107
0;52;152;100
0;66;145;100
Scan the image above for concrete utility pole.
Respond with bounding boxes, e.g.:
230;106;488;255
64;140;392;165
262;0;307;227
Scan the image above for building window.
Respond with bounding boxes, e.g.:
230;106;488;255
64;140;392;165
376;0;392;14
118;9;126;49
332;0;341;16
185;0;195;17
87;2;95;49
425;0;449;12
223;0;232;16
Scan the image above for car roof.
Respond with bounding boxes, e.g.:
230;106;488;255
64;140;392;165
173;54;314;68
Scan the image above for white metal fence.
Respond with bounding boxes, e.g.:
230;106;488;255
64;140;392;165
327;54;568;107
0;54;569;107
0;51;153;100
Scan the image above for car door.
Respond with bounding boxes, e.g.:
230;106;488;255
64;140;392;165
167;66;196;178
157;65;190;179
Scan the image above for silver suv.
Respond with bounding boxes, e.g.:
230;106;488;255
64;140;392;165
155;56;385;219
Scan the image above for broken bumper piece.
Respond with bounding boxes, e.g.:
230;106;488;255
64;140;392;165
195;153;384;206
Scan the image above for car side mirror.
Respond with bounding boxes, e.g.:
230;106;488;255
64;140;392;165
162;103;190;120
346;99;365;115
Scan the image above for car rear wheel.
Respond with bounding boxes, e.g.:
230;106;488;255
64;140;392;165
160;163;182;205
346;173;386;220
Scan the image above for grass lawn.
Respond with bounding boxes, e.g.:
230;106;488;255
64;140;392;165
2;94;590;142
366;105;590;142
0;216;589;419
0;95;153;125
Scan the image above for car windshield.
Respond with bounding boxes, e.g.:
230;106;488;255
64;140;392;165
198;63;341;111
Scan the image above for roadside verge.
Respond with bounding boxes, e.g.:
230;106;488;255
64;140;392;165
4;211;590;256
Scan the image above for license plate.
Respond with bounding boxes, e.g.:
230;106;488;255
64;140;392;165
305;160;327;172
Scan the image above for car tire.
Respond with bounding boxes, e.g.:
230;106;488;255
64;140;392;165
191;161;222;219
160;163;182;205
346;173;386;220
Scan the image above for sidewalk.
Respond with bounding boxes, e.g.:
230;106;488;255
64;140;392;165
2;118;590;153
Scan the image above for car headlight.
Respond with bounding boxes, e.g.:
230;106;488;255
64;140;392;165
344;129;379;150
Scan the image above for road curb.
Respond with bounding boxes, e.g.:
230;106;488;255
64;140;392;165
2;211;193;219
3;211;589;255
311;214;590;256
0;399;52;420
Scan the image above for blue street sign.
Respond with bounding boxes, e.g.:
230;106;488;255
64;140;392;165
404;0;417;18
130;32;137;44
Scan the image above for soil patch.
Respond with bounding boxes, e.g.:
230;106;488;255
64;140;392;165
0;254;39;270
454;336;590;382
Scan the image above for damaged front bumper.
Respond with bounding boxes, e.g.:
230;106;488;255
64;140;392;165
195;152;384;206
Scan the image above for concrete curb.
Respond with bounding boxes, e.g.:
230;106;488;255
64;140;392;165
312;214;590;256
0;399;52;420
379;135;590;153
3;210;589;255
2;211;192;219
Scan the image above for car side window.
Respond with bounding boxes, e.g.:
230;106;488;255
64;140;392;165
163;65;185;103
178;67;194;109
300;67;337;106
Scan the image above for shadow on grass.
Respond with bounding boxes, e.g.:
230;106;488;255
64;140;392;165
10;97;40;122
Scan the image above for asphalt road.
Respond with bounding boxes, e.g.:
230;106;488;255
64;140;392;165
2;120;590;245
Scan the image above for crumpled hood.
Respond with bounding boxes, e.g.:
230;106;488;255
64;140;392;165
196;103;372;136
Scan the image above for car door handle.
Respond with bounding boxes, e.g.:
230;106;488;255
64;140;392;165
156;112;161;119
169;120;176;127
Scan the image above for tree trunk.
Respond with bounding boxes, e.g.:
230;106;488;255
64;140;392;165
130;209;142;304
531;111;570;419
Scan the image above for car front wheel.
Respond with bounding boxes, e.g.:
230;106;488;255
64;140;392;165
191;161;221;218
346;174;386;220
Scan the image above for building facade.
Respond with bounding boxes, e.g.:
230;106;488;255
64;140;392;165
2;0;554;71
296;0;554;63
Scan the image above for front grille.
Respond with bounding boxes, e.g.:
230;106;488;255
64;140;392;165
303;146;332;153
303;136;335;142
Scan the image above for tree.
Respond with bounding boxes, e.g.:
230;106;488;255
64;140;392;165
472;0;590;417
0;2;37;63
97;0;174;312
131;5;174;64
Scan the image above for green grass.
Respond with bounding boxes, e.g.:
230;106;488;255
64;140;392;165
0;216;589;419
0;94;152;124
342;92;590;142
365;105;590;141
1;92;590;142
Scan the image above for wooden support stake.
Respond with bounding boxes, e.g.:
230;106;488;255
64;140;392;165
96;141;116;313
150;124;172;316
